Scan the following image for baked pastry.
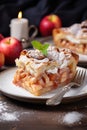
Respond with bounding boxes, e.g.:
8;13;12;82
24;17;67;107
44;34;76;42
53;20;87;55
13;45;79;96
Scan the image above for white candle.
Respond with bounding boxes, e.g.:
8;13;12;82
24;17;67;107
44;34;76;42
10;11;29;41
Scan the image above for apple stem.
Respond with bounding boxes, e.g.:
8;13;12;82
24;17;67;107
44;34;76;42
9;38;11;43
5;38;11;44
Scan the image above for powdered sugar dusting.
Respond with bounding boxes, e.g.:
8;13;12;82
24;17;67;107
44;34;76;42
64;20;87;44
0;112;19;121
16;45;72;75
0;100;35;122
0;100;19;121
63;111;84;124
0;101;8;112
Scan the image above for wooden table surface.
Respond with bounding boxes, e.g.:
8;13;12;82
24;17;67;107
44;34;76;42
0;91;87;130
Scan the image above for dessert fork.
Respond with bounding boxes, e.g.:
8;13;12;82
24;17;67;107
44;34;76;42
46;68;86;106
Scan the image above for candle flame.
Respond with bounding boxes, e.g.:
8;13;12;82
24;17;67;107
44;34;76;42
18;11;22;19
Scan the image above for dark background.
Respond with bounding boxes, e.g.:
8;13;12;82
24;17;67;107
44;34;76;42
0;0;87;37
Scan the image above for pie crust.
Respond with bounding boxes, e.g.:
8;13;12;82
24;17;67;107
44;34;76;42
13;46;79;96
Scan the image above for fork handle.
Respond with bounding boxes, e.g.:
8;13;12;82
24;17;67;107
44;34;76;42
46;82;75;106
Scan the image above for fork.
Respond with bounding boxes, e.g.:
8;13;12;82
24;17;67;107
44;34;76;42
46;68;86;106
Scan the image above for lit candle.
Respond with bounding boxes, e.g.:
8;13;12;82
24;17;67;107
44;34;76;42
10;11;29;41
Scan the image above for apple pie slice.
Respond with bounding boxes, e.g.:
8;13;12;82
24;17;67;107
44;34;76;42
13;44;79;96
53;20;87;55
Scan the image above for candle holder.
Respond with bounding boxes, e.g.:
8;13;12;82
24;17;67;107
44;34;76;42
21;37;32;48
10;11;38;49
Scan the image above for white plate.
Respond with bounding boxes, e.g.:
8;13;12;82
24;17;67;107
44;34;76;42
78;54;87;63
0;67;87;104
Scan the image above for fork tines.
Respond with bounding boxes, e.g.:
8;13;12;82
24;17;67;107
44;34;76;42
75;68;86;86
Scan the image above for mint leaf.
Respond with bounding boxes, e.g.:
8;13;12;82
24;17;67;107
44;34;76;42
41;44;49;55
31;40;43;50
31;40;49;56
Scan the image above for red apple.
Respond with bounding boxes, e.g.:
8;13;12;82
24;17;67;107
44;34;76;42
0;52;5;68
0;37;23;65
39;14;62;36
